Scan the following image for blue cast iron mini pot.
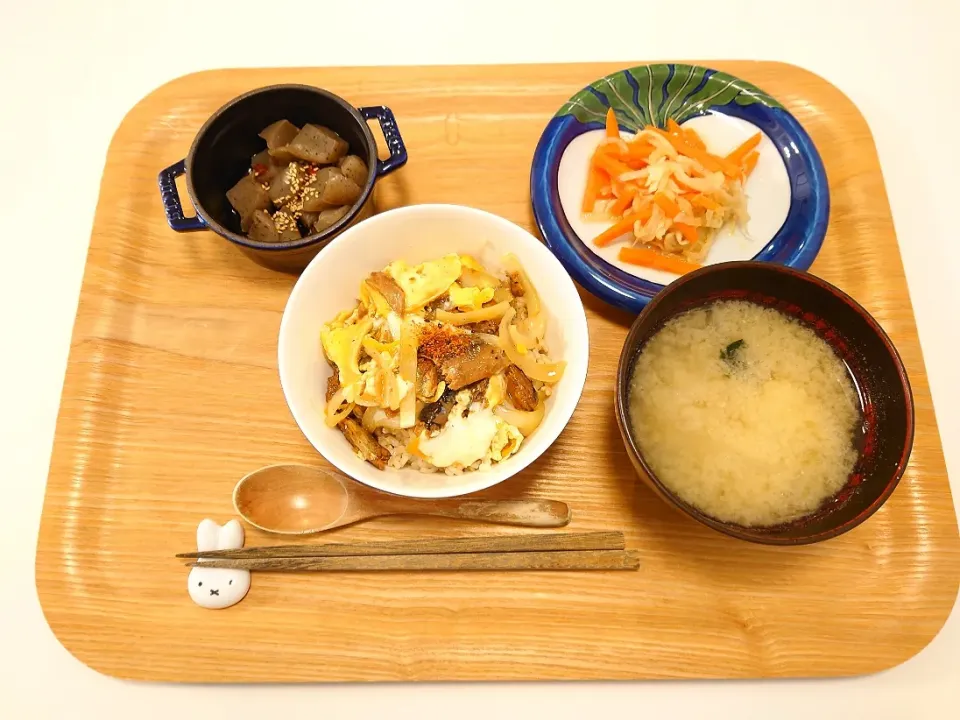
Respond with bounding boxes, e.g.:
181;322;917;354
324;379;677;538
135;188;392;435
158;84;407;273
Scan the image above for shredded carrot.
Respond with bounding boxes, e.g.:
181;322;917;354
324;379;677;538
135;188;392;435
581;166;606;213
625;140;654;157
691;145;739;177
609;186;637;216
662;120;706;151
594;152;633;179
690;194;721;211
605;107;619;138
726;132;761;165
622;142;654;167
648;126;674;143
683;127;706;151
581;118;755;262
655;128;739;177
673;175;701;193
673;223;699;245
618;246;701;274
592;142;623;162
653;192;680;218
593;206;653;247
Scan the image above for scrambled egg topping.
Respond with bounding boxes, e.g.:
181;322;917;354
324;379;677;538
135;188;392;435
323;254;475;406
459;254;484;271
485;373;506;407
320;318;373;394
384;254;462;310
322;253;529;468
448;282;495;310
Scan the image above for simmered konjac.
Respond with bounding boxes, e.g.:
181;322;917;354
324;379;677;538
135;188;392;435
226;119;369;243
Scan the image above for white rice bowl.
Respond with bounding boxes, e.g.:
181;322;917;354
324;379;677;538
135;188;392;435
278;204;590;498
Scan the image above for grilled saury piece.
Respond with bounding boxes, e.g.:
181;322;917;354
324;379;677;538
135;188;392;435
341;417;390;470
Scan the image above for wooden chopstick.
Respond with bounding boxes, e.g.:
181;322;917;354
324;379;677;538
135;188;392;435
177;531;624;560
187;550;640;572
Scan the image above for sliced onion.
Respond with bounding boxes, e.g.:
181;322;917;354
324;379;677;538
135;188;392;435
380;369;399;411
363;406;402;431
427;381;447;403
509;324;532;352
503;254;540;318
495;401;545;437
674;213;703;227
648;149;668;165
492;286;514;304
498;308;566;383
645;131;678;159
436;300;511;326
523;317;546;340
398;319;417;428
325;388;354;427
674;167;723;193
375;369;387;406
517;313;546;342
637;204;664;244
509;313;548;351
376;369;389;408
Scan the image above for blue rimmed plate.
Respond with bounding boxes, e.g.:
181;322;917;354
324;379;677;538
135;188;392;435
531;63;829;313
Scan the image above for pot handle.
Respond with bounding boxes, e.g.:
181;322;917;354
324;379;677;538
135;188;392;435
359;106;408;177
158;159;206;232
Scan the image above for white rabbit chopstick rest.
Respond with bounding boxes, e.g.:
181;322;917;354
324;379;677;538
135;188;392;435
188;519;251;609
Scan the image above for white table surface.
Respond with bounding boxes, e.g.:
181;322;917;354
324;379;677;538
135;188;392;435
2;1;958;717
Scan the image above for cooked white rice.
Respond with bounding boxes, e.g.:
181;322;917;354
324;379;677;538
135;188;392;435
376;428;484;475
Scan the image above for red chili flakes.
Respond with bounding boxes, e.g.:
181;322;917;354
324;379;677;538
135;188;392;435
418;324;475;363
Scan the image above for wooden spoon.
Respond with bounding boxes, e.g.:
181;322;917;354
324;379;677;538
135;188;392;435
232;464;572;535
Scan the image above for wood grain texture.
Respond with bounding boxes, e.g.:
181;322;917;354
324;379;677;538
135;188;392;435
231;464;572;533
189;550;641;572
35;61;960;683
177;531;623;559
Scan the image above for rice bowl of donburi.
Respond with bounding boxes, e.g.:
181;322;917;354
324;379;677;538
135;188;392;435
279;204;590;499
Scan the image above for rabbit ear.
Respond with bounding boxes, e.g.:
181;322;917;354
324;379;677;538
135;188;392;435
196;519;222;552
217;519;245;551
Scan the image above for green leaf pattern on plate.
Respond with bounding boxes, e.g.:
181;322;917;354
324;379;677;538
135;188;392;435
557;64;783;130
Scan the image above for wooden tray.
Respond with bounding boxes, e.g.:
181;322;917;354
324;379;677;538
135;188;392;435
36;61;960;683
